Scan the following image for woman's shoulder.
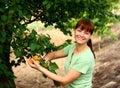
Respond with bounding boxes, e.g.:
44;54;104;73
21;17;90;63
63;43;76;55
64;43;76;48
69;43;76;47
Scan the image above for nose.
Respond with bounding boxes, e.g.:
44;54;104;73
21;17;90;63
80;31;84;36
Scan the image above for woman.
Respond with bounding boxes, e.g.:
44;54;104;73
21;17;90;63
28;18;95;88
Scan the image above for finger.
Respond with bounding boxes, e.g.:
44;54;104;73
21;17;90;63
31;59;40;66
27;59;33;64
44;57;49;62
27;59;34;67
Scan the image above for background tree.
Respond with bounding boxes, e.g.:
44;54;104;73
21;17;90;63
0;0;120;88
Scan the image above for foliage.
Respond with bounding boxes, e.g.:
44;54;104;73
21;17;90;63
0;0;120;87
29;55;60;87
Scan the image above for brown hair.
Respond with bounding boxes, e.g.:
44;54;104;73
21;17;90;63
75;18;95;58
75;18;94;35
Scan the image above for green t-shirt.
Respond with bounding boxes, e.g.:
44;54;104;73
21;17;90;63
63;43;95;88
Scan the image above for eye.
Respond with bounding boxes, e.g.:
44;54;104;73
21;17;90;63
85;32;90;35
76;29;82;32
78;30;82;32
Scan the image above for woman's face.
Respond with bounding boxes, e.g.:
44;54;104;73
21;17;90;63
74;28;91;44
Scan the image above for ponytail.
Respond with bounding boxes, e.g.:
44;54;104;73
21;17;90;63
87;39;95;58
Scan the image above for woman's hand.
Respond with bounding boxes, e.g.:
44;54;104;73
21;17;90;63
43;53;53;62
44;56;50;62
27;58;41;71
43;49;66;61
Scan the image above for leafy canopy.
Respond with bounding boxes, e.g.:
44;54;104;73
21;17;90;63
0;0;120;85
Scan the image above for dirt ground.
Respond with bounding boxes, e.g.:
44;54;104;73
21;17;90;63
12;23;120;88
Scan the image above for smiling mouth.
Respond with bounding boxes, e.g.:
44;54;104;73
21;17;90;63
76;36;85;41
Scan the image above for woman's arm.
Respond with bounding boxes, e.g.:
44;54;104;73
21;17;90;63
28;59;82;86
40;66;82;86
44;49;67;61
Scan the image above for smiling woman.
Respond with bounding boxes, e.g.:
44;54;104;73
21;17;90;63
74;19;95;58
28;18;95;88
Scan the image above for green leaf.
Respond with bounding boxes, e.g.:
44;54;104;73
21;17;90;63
30;43;36;51
43;0;48;5
1;15;7;22
49;62;59;72
23;42;28;47
46;3;51;10
0;31;6;43
19;10;23;17
30;30;37;38
14;48;22;57
53;80;60;87
0;8;4;12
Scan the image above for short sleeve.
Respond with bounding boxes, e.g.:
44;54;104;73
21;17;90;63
63;44;72;55
63;43;76;55
72;61;90;74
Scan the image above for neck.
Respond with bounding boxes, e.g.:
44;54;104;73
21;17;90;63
74;43;88;54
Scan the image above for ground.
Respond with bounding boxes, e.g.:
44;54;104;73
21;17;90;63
11;23;120;88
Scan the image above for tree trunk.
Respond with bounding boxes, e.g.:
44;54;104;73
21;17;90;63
0;78;16;88
0;47;16;88
0;29;16;88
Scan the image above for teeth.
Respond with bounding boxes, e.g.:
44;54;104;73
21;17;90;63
79;38;83;41
76;36;85;41
78;36;83;40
